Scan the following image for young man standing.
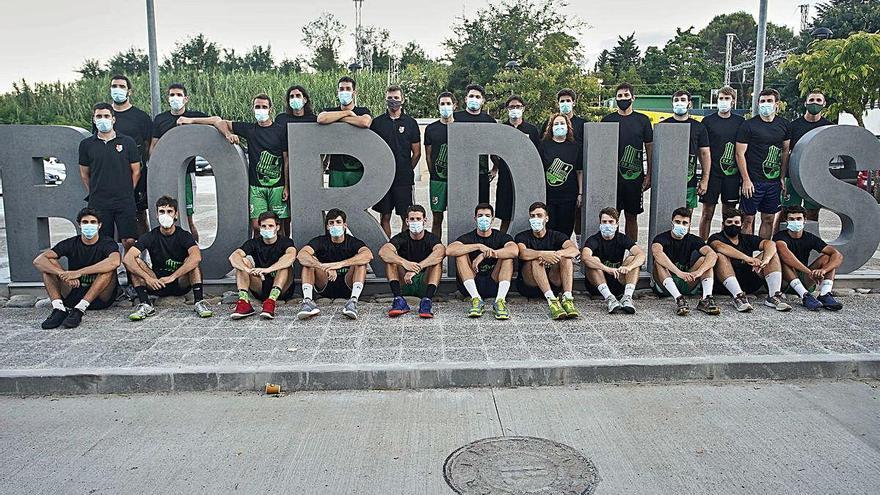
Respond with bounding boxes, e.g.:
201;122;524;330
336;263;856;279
708;207;791;312
379;205;446;318
150;83;206;241
79;103;141;251
773;206;844;311
781;89;833;222
515;202;580;320
276;85;318;126
660;90;710;215
497;95;541;233
601;83;654;242
296;209;373;320
228;212;297;320
318;76;373;188
370;85;421;237
651;207;721;316
123;196;213;320
699;86;745;239
33;208;121;329
736;88;791;238
581;207;646;314
424;92;456;234
446;203;518;319
453;84;497;204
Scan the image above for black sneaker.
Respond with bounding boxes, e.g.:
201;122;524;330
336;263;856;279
817;293;843;311
62;309;84;328
41;309;68;329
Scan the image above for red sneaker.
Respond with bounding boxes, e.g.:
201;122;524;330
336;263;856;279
260;299;277;319
231;299;255;319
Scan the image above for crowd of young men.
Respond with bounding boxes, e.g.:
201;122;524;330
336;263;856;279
32;74;847;328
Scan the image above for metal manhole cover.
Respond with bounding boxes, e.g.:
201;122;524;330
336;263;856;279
443;436;600;495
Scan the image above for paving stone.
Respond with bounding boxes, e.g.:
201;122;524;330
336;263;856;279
400;347;443;363
220;291;239;304
6;295;36;308
34;298;52;309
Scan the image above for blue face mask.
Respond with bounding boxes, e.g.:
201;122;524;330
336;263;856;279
599;223;617;238
289;97;305;111
558;101;573;114
672;101;689;115
260;228;276;240
328;225;345;237
439;105;453;118
758;102;776;118
786;220;804;232
80;223;99;239
408;221;424;235
529;217;545;232
476;216;492;232
94;118;113;133
466;97;481;111
110;87;128;103
338;91;353;106
672;223;688;238
552;124;568;138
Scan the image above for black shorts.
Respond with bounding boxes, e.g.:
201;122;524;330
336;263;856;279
731;264;766;295
316;276;352;299
584;272;625;298
547;200;577;238
457;271;499;299
495;167;514;221
63;281;120;310
135;165;148;211
479;174;490;204
373;185;413;215
148;274;191;297
516;274;561;299
616;177;644;215
251;275;294;301
93;203;138;241
700;174;741;205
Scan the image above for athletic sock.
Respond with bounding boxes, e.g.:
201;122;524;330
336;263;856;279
722;276;743;297
463;278;480;299
496;280;511;300
597;284;613;299
789;279;808;298
268;286;281;301
238;289;250;302
390;280;402;297
302;283;313;301
192;283;204;303
624;284;636;298
765;271;782;295
74;299;90;313
701;278;714;299
135;286;149;305
425;284;437;299
544;290;555;302
662;278;682;299
563;291;573;300
819;279;834;296
351;282;364;301
51;299;65;311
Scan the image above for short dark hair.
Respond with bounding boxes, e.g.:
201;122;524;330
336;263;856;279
285;85;315;115
556;88;577;100
77;207;101;223
528;201;548;214
785;205;807;218
155;195;178;212
406;204;427;217
718;86;736;98
258;211;280;224
338;76;356;90
807;88;825;99
465;84;485;97
722;207;742;221
93;102;115;116
615;83;635;96
505;95;525;107
325;208;347;224
386;84;403;95
437;91;456;104
672;90;691;101
167;83;187;95
110;74;132;89
599;207;620;221
759;88;780;101
474;203;494;216
671;207;691;220
252;93;272;107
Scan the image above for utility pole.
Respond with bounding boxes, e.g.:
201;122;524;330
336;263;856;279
799;4;811;33
724;33;735;87
146;0;161;118
751;0;768;114
353;0;365;70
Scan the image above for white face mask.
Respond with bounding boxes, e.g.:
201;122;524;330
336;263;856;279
169;96;185;111
158;213;175;229
408;221;424;235
508;108;523;120
254;109;270;122
529;217;545;232
717;100;732;113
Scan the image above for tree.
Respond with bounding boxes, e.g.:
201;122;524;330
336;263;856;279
357;26;393;72
813;0;880;36
608;33;641;77
277;58;305;74
107;47;149;74
242;45;274;72
220;48;244;72
488;63;602;124
76;59;105;79
163;34;220;71
400;42;429;68
302;12;345;72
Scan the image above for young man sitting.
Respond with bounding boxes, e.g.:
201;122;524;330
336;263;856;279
581;207;645;314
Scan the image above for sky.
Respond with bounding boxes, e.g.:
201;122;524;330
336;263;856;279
0;0;811;92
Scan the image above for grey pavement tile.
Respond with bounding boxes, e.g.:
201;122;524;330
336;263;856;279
403;335;441;349
443;347;487;362
322;337;361;350
482;333;523;348
269;348;316;364
129;351;189;367
734;339;788;356
400;347;443;363
529;345;574;361
146;338;201;353
640;332;699;346
521;333;566;348
486;346;532;361
571;345;621;360
195;338;242;352
362;335;401;349
813;340;872;354
5;352;55;368
106;339;157;354
692;341;748;356
613;342;661;359
41;351;103;368
224;350;275;365
777;341;830;355
179;351;233;366
91;352;139;367
653;342;704;358
311;349;358;364
356;347;400;364
441;334;483;348
561;332;605;347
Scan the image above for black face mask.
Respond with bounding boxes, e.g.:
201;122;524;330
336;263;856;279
386;99;402;111
723;224;742;237
616;98;633;111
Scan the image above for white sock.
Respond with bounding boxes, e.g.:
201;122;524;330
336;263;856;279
722;276;743;297
597;284;613;299
74;299;89;312
624;284;636;298
302;283;313;301
544;290;556;301
790;279;808;297
819;279;833;296
496;280;510;300
51;299;65;311
463;278;480;299
765;271;782;295
662;278;682;299
701;278;714;299
563;291;573;300
350;282;363;300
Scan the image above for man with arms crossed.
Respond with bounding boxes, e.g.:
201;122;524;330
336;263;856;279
699;86;745;239
581;207;645;314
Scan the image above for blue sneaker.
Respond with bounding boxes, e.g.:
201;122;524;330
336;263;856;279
802;293;822;311
418;297;434;318
817;293;843;311
388;296;410;317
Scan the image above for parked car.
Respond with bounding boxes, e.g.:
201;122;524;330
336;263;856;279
194;156;213;176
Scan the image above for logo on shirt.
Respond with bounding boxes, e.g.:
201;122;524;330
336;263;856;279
256;150;282;187
618;145;642;180
763;145;782;179
80;274;96;287
546;158;574;186
165;259;183;272
398;126;405;134
115;144;123;153
434;144;448;179
687;154;698;182
720;142;738;176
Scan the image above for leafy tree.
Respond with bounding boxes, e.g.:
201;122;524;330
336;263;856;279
76;59;105;79
593;49;610;75
357;26;394;72
488;62;602;124
163;34;220;71
277;58;305;74
220;48;244;72
813;0;880;36
302;12;346;72
242;45;274;72
400;41;430;68
108;47;149;75
608;33;641;77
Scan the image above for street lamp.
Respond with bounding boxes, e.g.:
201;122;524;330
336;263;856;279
810;27;834;40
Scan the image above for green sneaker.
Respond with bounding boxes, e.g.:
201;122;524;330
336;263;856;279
128;303;155;321
492;298;510;320
561;296;580;319
468;297;484;318
194;300;214;318
548;297;566;320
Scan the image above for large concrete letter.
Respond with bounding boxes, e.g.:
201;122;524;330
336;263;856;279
288;123;394;277
0;125;89;282
647;123;690;270
790;125;880;273
148;124;249;279
581;123;619;243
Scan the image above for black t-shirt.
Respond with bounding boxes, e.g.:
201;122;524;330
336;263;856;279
370;112;421;186
788;116;833;177
424;120;450;181
514;229;570;270
773;230;827;266
93;106;153;162
584;232;635;268
152;110;207;173
454;229;514;274
240;237;296;269
51;235;119;287
78;134;140;208
389;230;441;263
275;112;318;126
540;139;582;202
652;231;705;268
708;232;762;266
702;112;745;178
232;121;288;188
323;106;372;172
736;116;790;182
306;234;367;267
498;120;541;182
543;115;587;143
453;111;496;174
134;226;197;276
601;111;654;181
660;117;709;187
